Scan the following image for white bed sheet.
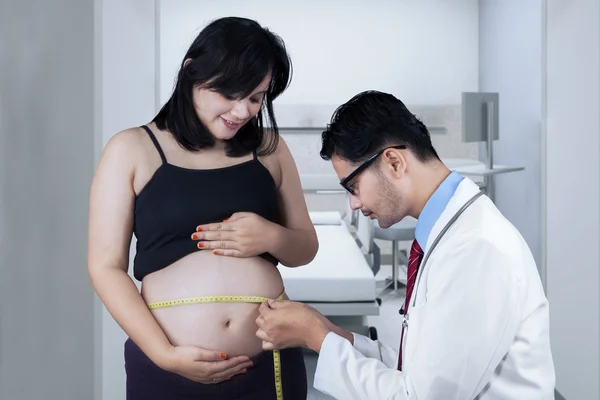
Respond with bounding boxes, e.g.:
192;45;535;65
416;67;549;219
277;223;376;302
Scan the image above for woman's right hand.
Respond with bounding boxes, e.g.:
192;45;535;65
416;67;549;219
159;345;254;384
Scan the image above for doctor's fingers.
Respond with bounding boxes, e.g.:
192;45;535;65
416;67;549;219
261;340;277;351
255;313;272;331
257;301;272;315
263;299;292;309
256;329;278;350
256;328;270;342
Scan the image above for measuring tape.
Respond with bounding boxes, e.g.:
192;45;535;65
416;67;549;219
147;294;284;309
148;291;286;400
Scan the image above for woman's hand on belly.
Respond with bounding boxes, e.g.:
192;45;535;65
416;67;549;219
160;344;254;384
152;302;271;357
142;251;285;357
192;212;279;257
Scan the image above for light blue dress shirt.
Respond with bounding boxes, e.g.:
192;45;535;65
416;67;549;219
414;171;464;248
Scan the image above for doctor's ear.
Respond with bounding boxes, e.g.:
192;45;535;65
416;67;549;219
382;148;407;176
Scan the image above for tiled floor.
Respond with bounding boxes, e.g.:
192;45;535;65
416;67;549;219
304;265;406;399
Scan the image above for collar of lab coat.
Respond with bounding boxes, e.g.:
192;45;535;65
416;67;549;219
414;171;464;248
423;177;482;256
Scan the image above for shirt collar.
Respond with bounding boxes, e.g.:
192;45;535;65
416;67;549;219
415;171;464;248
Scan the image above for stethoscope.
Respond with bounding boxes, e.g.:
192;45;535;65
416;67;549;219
399;191;485;330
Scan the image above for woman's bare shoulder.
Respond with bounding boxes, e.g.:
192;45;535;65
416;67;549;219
104;126;151;154
101;126;162;165
259;129;296;159
257;130;300;189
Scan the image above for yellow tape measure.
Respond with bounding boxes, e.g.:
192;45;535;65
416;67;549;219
147;294;283;309
148;291;285;400
273;348;283;399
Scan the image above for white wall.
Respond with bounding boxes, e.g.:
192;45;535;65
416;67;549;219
478;2;543;266
158;0;481;260
96;1;157;400
544;1;600;399
159;0;479;110
0;1;97;399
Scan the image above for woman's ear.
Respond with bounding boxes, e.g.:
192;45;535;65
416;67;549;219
183;58;192;68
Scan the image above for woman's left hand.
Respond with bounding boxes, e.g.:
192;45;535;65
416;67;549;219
192;212;278;257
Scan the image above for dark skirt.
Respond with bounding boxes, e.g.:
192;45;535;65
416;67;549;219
124;338;308;400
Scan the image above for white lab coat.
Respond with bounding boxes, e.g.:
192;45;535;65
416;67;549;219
313;178;555;400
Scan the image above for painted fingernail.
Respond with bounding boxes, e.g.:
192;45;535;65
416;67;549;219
196;227;203;232
223;218;229;222
220;352;227;360
213;250;220;255
191;233;199;240
197;243;204;248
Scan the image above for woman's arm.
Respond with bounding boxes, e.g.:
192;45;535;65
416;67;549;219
87;130;174;366
267;136;318;267
88;129;255;382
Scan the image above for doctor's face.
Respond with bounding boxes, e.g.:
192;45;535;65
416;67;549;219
332;154;406;229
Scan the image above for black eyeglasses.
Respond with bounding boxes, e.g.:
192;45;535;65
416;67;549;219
340;145;407;195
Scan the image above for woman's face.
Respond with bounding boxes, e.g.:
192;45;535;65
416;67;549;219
193;73;271;141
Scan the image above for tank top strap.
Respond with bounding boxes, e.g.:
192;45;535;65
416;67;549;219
140;125;167;164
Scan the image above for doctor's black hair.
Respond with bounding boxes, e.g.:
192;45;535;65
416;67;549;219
320;90;440;164
153;17;292;157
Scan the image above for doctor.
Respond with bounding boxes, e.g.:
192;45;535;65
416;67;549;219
255;91;555;399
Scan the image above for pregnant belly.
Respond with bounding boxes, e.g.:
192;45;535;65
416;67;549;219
141;251;284;358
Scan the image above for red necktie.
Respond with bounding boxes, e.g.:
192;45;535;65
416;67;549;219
398;239;424;371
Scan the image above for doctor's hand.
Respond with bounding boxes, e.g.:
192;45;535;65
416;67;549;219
160;345;254;384
191;212;278;257
255;300;333;353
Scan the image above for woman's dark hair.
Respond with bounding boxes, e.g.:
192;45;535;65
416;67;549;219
320;90;440;164
153;17;292;156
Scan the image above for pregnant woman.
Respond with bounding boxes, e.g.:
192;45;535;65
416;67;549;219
87;17;318;399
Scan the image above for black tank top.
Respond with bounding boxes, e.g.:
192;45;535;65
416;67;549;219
132;125;280;281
